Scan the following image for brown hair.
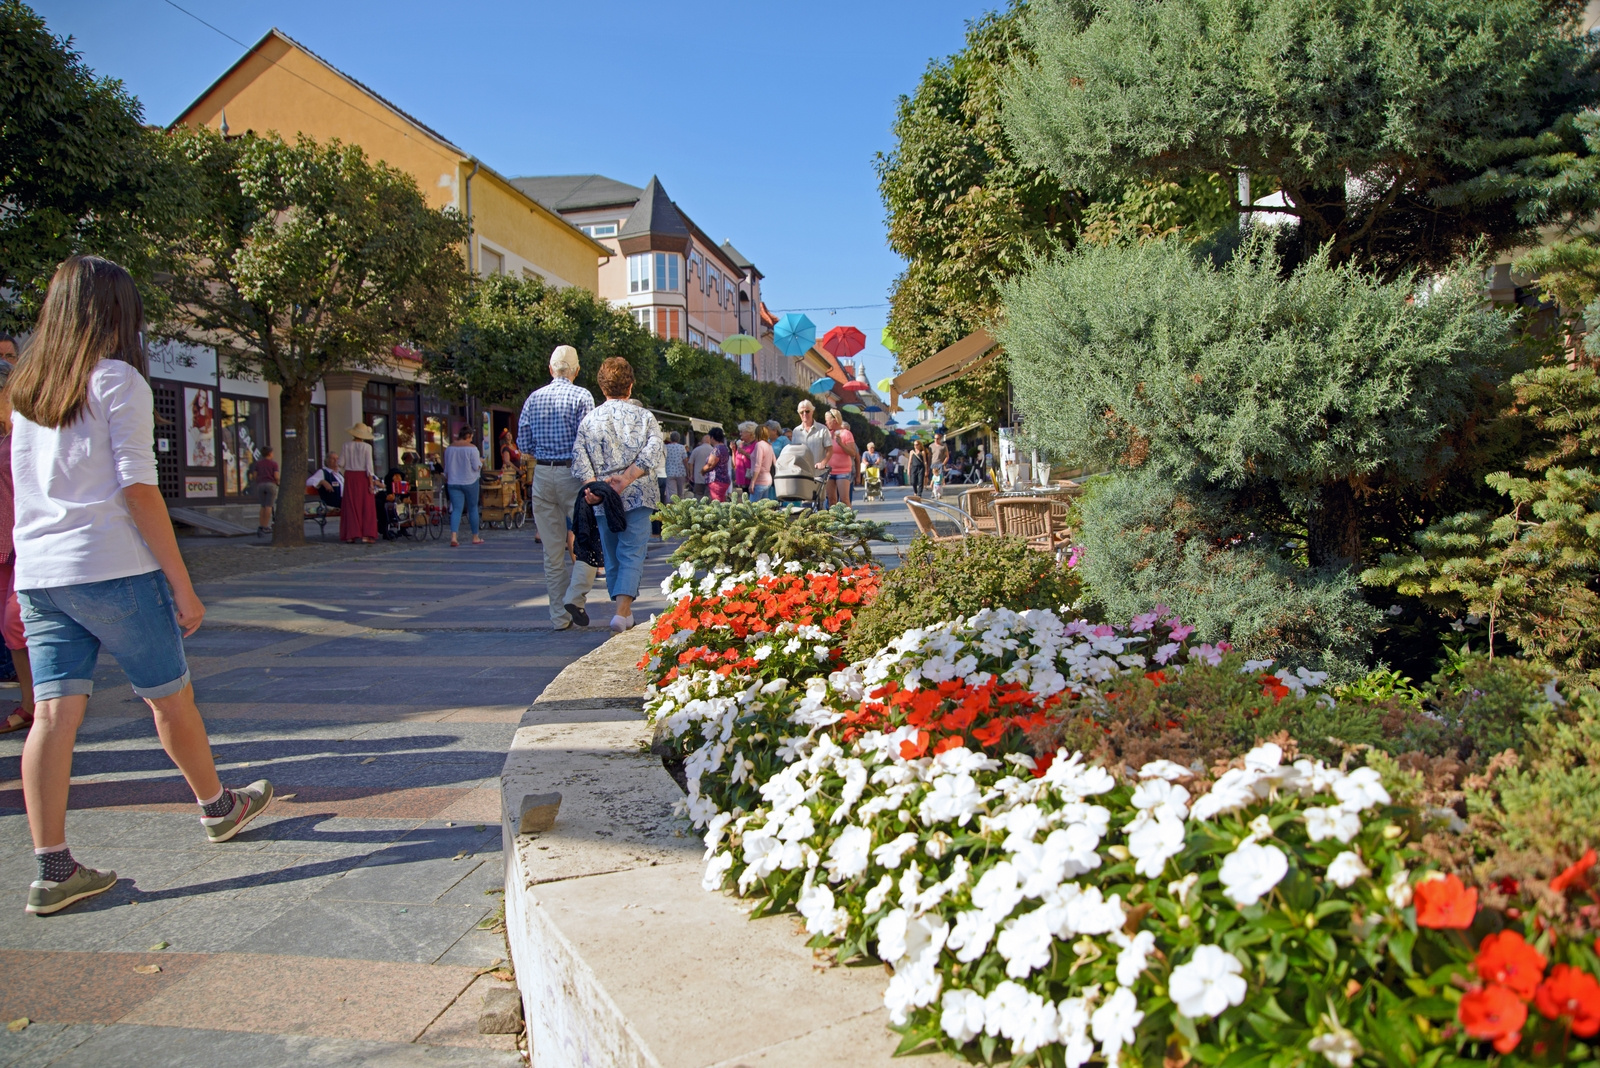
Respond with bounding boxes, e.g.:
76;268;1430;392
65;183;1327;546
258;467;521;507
597;357;634;398
13;256;148;429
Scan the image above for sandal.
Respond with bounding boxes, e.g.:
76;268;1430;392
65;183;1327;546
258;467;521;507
471;537;485;545
0;708;32;735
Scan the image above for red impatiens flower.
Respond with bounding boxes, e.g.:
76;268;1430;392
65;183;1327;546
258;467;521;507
1534;964;1600;1037
1258;673;1289;703
1551;848;1597;894
1415;874;1478;929
1474;930;1546;999
1459;983;1528;1053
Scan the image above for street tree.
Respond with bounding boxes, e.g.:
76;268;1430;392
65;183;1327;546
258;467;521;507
878;3;1230;429
161;129;470;545
424;272;657;406
0;0;190;332
1001;0;1600;278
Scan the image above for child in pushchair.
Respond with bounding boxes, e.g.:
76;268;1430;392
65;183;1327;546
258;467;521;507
380;469;412;540
863;463;884;501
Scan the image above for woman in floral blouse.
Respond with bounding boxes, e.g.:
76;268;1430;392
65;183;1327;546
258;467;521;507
571;358;663;632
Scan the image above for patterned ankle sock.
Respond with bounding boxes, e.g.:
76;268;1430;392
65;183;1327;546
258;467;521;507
199;788;236;819
35;846;77;884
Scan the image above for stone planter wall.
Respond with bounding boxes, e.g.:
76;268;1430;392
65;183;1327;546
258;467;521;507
498;629;950;1068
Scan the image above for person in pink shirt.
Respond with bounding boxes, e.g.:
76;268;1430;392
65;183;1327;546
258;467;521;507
823;409;860;507
738;422;777;501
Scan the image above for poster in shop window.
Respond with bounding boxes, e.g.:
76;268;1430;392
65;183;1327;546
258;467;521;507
184;386;216;468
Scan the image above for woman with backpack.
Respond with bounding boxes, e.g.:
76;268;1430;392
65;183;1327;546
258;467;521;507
10;257;272;915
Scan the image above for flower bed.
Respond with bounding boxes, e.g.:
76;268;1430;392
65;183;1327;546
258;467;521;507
640;561;1600;1065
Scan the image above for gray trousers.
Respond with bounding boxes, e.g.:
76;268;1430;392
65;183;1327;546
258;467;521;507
531;464;595;625
663;476;685;502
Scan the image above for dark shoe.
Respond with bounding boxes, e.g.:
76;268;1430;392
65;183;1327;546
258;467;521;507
565;603;590;628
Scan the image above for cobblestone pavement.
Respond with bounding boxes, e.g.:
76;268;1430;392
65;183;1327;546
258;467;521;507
0;525;674;1067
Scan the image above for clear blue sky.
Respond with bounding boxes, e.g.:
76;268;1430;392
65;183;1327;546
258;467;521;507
35;0;985;421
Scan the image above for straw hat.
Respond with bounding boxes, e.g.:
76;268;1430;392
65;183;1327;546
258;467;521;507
349;423;374;441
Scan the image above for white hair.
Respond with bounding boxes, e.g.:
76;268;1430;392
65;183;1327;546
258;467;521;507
797;399;815;414
549;344;580;379
737;420;757;436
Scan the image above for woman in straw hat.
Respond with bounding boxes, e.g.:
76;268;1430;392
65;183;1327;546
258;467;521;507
338;424;379;543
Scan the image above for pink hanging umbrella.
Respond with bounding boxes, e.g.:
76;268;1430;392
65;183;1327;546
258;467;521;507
842;380;870;392
820;326;866;360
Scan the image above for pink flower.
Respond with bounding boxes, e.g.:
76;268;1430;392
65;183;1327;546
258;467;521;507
1129;611;1160;632
1192;643;1224;666
1169;624;1196;642
1092;624;1116;638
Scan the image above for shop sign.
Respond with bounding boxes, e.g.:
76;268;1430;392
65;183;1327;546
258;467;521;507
185;476;218;498
148;340;217;385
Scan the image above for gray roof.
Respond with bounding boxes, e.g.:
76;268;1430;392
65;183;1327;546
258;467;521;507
509;174;644;213
720;241;758;273
618;177;691;242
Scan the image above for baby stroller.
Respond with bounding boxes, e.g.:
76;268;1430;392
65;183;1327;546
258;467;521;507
862;463;884;502
774;443;825;509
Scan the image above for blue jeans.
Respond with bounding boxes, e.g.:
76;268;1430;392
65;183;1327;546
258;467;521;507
751;484;776;501
447;482;480;535
18;570;190;700
597;506;652;602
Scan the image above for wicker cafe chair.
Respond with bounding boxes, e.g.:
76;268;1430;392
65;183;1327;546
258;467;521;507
961;487;999;532
993;497;1072;555
905;495;978;544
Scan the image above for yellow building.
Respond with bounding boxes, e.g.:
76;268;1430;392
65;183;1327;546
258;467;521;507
164;29;610;501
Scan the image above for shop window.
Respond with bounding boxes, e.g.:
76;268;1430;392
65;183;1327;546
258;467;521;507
218;396;266;497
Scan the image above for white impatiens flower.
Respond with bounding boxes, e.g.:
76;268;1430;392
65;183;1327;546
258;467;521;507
1326;850;1372;888
946;908;997;963
1303;805;1362;843
1332;766;1390;812
971;861;1024;920
1386;868;1413;909
1218;840;1289;907
996;907;1056;978
940;988;986;1044
1189;767;1258;821
1110;929;1157;985
825;825;872;882
1169;944;1248;1018
701;850;733;891
876;908;910;964
919;772;984;825
1056;996;1096;1068
1137;758;1190;781
1308;1028;1364;1067
873;832;920;869
982;981;1060;1055
1061;885;1125;935
1130;778;1190;819
1090;986;1143;1065
863;874;894;914
1125;809;1187;878
797;882;848;938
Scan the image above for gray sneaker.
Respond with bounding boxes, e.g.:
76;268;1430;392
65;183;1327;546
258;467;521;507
203;780;274;843
27;865;117;915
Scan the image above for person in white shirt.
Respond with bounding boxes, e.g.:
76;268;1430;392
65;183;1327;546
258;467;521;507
9;256;272;916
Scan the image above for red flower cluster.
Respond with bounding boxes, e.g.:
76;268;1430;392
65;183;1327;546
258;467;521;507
642;567;880;684
842;678;1061;765
1456;926;1600;1052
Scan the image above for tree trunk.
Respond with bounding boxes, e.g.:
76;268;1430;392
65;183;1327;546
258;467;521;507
1307;479;1362;570
273;382;313;546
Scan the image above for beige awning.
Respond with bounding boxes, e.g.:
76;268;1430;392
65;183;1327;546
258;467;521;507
891;329;998;397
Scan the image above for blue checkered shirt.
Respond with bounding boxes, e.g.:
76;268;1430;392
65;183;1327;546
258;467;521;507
516;376;595;461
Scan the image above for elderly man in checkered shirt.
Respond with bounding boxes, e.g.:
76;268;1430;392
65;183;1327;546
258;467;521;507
517;345;597;630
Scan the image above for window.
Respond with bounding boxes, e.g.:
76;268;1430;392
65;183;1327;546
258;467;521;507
218;396;267;497
628;252;680;293
726;281;736;307
689;330;703;348
707;267;720;300
631;308;651;329
654;308;681;340
579;221;618;238
654;252;679;292
480;244;504;276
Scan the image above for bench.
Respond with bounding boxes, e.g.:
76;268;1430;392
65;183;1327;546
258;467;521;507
305;485;341;540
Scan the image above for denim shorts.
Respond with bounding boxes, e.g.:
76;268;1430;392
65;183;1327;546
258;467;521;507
17;570;191;701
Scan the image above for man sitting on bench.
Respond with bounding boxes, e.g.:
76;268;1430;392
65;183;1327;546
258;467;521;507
307;453;343;507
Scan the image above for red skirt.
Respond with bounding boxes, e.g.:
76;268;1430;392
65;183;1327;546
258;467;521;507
340;471;378;541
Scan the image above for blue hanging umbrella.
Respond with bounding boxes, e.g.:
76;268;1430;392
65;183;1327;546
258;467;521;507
809;377;834;394
774;313;816;356
865;404;884;412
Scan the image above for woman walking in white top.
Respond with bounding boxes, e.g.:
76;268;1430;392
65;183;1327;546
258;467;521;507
338;424;379;543
11;257;272;915
443;426;484;547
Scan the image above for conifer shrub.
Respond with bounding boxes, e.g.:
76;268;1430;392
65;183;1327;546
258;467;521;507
843;535;1084;660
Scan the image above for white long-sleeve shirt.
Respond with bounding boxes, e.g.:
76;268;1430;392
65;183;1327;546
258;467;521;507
12;359;162;589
